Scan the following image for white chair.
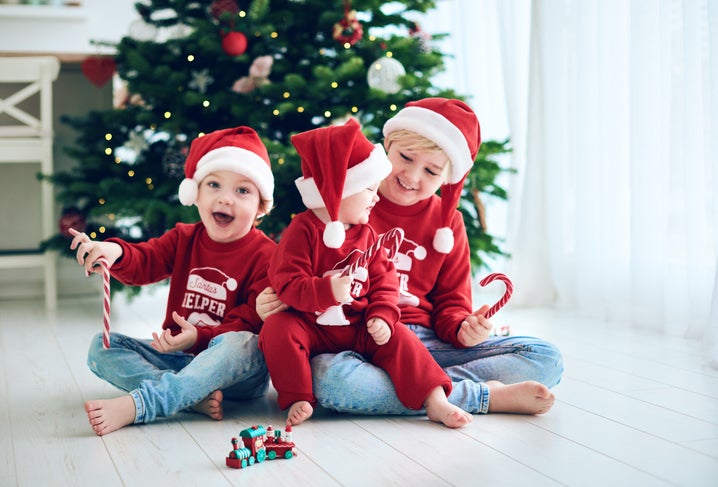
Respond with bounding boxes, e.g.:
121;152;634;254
0;56;60;311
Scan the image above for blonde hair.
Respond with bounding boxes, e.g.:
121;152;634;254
384;129;452;183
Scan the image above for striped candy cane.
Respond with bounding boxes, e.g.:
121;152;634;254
479;272;513;319
96;257;111;349
316;228;405;326
342;227;405;277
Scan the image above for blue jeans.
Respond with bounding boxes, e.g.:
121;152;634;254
87;331;269;424
311;325;563;415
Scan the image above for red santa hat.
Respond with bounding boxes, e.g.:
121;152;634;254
178;126;274;216
383;98;481;253
293;118;392;248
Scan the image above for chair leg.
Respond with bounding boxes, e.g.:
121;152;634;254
44;251;57;311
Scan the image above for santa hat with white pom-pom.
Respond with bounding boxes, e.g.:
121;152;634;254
383;97;481;254
178;126;274;216
293;118;392;248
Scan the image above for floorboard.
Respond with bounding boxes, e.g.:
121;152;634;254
1;291;717;486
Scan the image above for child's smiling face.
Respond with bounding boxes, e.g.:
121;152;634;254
380;142;448;207
338;182;380;226
195;170;262;243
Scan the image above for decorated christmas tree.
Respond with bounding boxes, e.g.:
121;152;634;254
45;0;510;291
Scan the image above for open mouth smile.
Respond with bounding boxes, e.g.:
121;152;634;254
213;212;235;225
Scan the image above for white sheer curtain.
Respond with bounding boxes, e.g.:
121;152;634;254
423;0;717;358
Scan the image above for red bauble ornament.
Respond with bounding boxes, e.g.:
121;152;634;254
211;0;239;21
332;9;363;46
59;208;86;237
221;31;248;56
81;56;116;88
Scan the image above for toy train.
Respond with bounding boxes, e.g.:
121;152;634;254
226;424;297;469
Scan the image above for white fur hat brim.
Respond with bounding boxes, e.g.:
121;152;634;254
295;144;391;209
383;106;472;184
178;146;274;215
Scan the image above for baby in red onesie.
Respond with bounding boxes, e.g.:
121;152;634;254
258;118;473;428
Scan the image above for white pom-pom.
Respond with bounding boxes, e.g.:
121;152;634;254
433;227;454;254
178;178;198;206
323;221;346;248
225;278;237;291
414;245;427;261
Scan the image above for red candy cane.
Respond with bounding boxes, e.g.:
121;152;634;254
479;272;513;319
316;228;405;326
341;227;404;277
96;257;111;349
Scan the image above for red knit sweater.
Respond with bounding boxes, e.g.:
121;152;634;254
369;195;473;348
108;223;276;354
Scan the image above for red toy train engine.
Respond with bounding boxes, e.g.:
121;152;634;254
226;424;297;469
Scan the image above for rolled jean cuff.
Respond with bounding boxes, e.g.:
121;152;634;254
478;383;490;413
129;390;145;424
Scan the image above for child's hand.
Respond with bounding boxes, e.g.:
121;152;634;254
256;286;288;320
151;311;198;353
457;304;492;347
330;274;353;303
69;228;123;276
367;318;391;345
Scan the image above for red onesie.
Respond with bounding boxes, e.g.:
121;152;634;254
259;211;451;410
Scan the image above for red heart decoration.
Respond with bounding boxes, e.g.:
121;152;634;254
81;56;116;88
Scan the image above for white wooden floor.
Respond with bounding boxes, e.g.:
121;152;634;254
2;286;718;487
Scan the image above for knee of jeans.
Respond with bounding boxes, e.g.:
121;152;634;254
312;352;366;395
541;342;565;387
86;333;105;373
212;331;257;352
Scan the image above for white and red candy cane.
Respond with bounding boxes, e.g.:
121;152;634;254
342;227;405;277
479;272;513;319
96;257;111;349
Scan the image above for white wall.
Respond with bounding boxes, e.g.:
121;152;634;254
0;1;138;299
0;0;137;54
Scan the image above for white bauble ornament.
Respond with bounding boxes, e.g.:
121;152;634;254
367;56;405;94
128;18;158;41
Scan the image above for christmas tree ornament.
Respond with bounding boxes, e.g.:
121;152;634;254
163;23;194;41
122;130;150;156
211;0;239;22
367;56;405;94
162;144;189;180
59;208;86;237
222;31;248;56
189;69;214;93
232;55;273;94
81;56;116;88
332;1;362;46
409;21;432;53
128;18;158;41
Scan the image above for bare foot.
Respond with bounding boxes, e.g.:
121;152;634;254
424;386;473;428
287;401;313;426
191;390;223;420
486;380;555;414
84;395;136;436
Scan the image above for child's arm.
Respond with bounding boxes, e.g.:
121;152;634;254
69;228;123;275
151;311;198;353
367;317;391;345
